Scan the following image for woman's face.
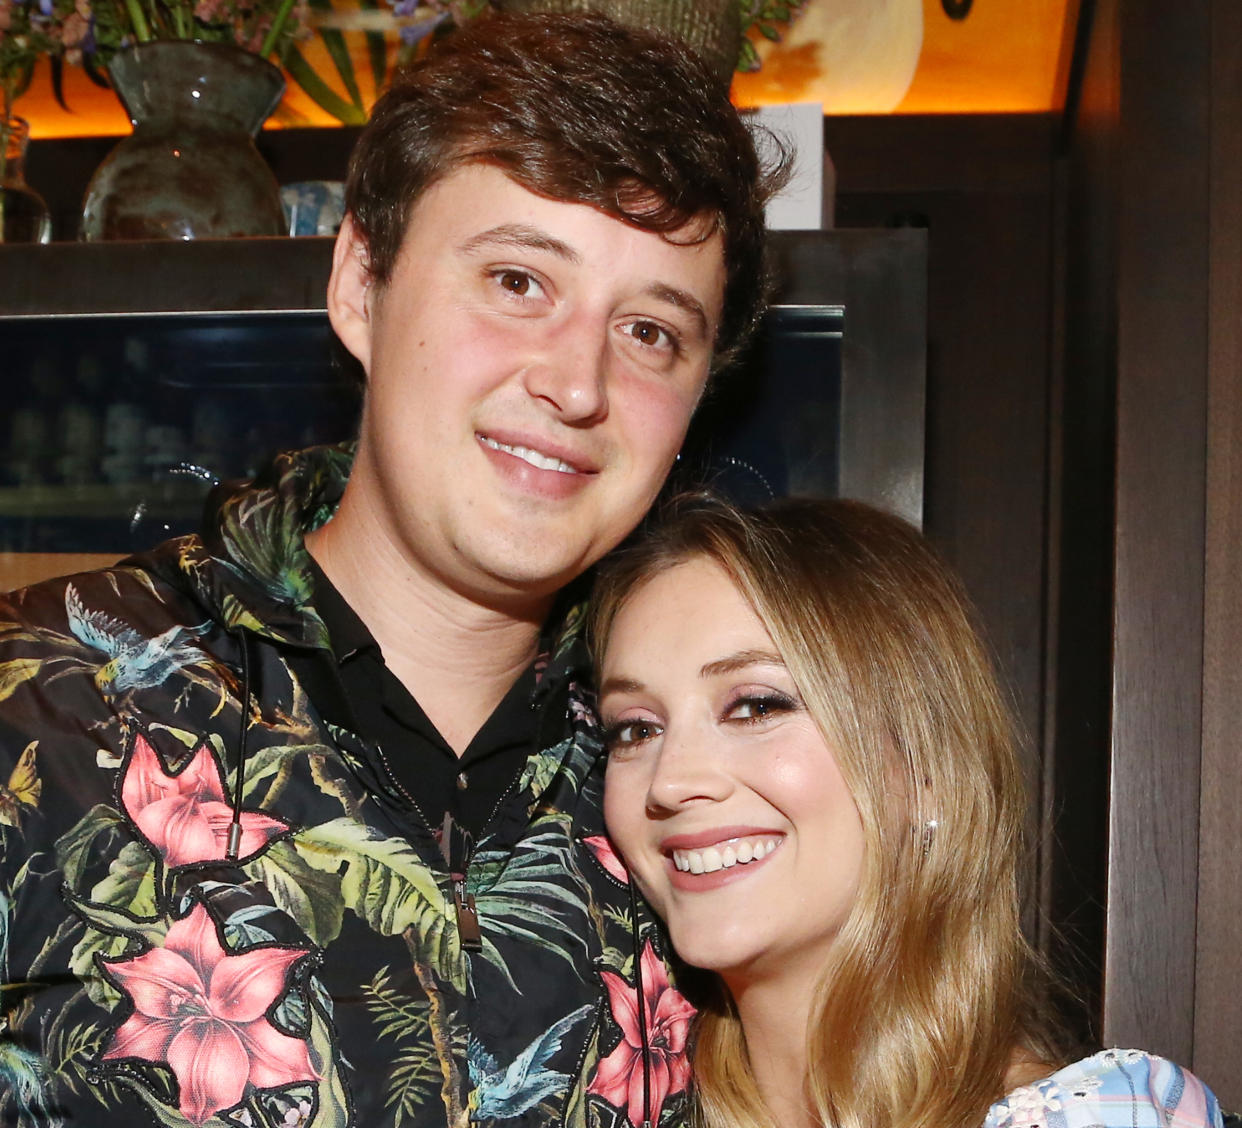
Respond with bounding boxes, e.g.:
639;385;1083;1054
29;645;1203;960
600;556;866;991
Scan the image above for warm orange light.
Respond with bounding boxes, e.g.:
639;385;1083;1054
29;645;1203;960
17;0;1073;139
897;0;1073;113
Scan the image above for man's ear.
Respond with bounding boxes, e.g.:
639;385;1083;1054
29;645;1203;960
327;214;375;375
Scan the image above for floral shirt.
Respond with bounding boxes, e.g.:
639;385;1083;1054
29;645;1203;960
0;446;692;1128
986;1050;1224;1128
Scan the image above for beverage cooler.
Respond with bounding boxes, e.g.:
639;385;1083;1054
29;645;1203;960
0;231;926;593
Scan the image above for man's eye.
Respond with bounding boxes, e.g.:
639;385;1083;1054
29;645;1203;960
624;320;676;351
494;270;540;297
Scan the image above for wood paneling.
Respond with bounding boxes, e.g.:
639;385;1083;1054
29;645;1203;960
1105;0;1210;1064
0;553;122;591
1196;0;1242;1102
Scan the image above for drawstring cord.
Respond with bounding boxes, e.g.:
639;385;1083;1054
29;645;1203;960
226;632;252;862
628;879;653;1128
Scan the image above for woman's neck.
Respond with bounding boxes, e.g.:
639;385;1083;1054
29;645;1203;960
727;975;817;1128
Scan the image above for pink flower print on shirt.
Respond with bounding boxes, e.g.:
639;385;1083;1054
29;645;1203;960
120;733;287;868
583;835;630;885
101;902;316;1125
589;940;695;1128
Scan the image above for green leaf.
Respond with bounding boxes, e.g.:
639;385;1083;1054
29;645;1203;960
66;842;163;1007
307;989;351;1124
314;26;364;110
241;838;345;946
55;803;126;887
283;47;368;125
145;724;201;751
364;29;389;95
110;1073;231;1128
560;1024;600;1128
67;884;163;950
294;819;464;987
0;659;42;704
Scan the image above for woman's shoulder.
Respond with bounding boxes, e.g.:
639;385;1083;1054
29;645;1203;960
983;1049;1224;1128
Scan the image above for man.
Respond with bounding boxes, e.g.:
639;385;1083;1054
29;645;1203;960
0;13;784;1128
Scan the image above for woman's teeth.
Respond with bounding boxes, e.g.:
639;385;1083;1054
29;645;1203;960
671;836;782;875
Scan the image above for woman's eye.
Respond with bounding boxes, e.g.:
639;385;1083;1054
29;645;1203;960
725;693;796;723
604;719;663;753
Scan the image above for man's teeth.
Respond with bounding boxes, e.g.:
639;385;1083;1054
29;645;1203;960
480;436;575;474
672;837;782;875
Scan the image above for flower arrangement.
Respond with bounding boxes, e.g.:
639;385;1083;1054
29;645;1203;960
0;0;65;189
51;0;310;66
0;2;58;115
736;0;806;71
297;0;808;123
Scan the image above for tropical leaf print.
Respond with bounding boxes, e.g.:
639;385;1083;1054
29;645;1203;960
241;840;346;947
43;1017;131;1107
560;1022;602;1128
364;967;443;1125
66;842;162;1010
470;828;592;986
0;658;43;704
294;819;464;988
55;803;128;886
517;732;598;811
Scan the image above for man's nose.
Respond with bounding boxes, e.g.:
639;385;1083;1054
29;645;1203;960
645;726;732;814
520;314;610;425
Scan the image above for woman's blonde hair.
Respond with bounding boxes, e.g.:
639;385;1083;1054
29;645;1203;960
591;495;1063;1128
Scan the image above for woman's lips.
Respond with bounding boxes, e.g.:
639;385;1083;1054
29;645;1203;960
658;829;786;892
669;834;784;875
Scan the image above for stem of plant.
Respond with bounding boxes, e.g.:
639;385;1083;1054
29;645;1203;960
0;80;12;189
124;0;154;41
259;0;299;60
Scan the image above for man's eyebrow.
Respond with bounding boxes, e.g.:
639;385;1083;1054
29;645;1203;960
644;282;710;339
457;223;581;264
699;649;786;678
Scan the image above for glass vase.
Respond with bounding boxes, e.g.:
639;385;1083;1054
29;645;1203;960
81;41;288;241
1;117;53;244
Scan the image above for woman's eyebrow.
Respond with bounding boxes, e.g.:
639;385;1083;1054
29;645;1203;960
699;649;786;678
597;675;644;698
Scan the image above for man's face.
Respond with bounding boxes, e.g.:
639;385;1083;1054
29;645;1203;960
330;163;726;608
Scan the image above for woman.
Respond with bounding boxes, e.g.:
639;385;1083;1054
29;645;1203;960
591;496;1223;1128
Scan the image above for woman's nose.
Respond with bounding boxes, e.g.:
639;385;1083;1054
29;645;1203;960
645;728;732;813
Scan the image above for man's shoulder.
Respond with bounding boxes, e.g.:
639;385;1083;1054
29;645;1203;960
0;546;203;638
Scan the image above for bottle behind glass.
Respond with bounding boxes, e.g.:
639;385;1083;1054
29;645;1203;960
1;117;53;244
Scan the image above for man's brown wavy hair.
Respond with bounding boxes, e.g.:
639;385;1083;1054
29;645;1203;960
344;11;788;367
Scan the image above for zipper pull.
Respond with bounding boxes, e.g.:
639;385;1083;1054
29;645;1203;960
453;878;483;952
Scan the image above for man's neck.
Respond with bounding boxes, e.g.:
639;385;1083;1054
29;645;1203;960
305;513;548;757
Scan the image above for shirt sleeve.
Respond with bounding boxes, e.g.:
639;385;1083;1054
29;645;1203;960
985;1050;1225;1128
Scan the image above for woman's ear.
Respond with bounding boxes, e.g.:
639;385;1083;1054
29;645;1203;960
327;214;374;376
